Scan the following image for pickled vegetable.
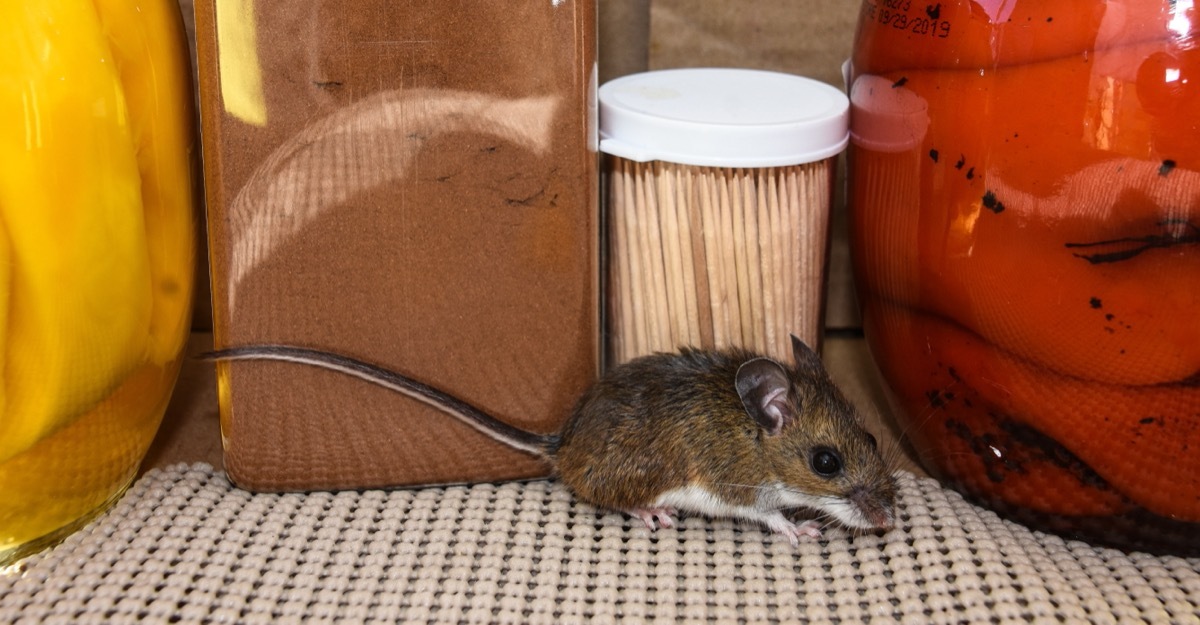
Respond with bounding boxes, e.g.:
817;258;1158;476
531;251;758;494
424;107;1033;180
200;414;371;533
0;0;196;562
850;0;1200;552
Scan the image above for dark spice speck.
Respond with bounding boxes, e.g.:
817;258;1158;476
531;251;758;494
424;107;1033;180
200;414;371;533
982;190;1005;213
893;77;909;88
926;389;947;408
1160;160;1177;176
930;149;940;163
1090;297;1103;309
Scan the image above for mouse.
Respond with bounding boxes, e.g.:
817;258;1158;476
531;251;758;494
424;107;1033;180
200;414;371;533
201;335;896;544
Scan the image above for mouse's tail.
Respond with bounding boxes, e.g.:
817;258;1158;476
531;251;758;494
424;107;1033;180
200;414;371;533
199;345;558;458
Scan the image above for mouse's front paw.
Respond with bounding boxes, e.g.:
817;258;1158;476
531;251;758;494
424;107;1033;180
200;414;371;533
627;506;679;530
790;519;824;542
767;516;823;545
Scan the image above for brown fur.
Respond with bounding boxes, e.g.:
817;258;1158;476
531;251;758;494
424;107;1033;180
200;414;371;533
552;344;895;523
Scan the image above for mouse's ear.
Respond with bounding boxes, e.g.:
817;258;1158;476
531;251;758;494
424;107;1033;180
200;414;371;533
790;334;824;376
735;357;793;436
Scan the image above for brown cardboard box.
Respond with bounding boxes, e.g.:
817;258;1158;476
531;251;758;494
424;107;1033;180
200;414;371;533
194;1;599;491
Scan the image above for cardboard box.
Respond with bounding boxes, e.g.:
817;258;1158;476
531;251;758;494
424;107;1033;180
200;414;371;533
194;1;599;491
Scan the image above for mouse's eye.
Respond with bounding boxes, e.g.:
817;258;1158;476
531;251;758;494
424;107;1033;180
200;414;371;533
866;433;879;450
810;447;843;477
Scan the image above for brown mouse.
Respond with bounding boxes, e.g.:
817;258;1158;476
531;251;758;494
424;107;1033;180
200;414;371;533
202;335;896;543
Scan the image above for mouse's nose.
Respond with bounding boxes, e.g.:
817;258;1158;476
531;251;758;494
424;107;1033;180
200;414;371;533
849;486;896;530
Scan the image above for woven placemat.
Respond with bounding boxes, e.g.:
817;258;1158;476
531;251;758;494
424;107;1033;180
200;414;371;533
2;463;1198;624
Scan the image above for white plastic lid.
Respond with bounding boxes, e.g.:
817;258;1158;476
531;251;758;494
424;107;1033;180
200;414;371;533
599;68;850;168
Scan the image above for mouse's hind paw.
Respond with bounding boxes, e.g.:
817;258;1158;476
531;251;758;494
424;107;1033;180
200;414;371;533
627;506;678;530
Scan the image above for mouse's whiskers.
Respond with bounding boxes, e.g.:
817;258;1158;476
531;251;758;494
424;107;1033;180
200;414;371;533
883;379;962;470
710;480;773;495
855;400;906;473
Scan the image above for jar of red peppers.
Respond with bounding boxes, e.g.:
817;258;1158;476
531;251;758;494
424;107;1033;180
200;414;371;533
848;0;1200;554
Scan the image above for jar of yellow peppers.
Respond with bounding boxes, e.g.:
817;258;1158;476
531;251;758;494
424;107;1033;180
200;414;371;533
0;0;197;565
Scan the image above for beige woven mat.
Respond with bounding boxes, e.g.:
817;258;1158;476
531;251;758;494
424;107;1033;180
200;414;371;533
2;463;1198;624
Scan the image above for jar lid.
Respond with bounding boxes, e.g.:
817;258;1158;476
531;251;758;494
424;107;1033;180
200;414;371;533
598;68;849;168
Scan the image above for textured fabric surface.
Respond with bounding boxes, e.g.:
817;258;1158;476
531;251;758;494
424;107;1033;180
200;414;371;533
2;464;1198;624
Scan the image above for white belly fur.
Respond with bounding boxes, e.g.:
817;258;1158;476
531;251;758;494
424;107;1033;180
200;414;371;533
653;482;866;531
652;484;794;530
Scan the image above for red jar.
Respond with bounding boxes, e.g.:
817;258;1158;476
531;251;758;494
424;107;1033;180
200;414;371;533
848;0;1200;554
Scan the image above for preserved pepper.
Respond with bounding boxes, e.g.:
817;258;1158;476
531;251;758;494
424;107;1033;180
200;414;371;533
0;0;196;562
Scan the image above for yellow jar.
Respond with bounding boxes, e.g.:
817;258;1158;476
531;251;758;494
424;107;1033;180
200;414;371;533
0;0;197;565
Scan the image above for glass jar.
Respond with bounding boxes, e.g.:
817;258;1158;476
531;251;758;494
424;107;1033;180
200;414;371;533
194;0;597;490
848;0;1199;554
0;0;197;566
